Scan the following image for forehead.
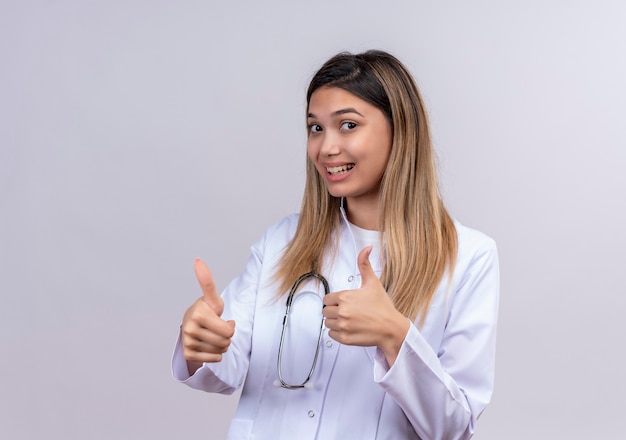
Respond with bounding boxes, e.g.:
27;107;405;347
307;86;378;116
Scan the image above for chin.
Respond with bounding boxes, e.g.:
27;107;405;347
325;188;348;199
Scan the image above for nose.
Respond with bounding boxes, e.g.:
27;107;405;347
319;132;340;157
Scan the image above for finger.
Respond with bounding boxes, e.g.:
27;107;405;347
182;319;235;352
357;246;377;287
322;304;339;319
194;258;224;315
183;334;231;354
324;319;339;333
183;348;226;364
226;319;236;336
326;329;342;344
323;291;340;307
199;315;236;339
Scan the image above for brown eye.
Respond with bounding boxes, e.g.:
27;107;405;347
309;124;323;133
341;122;357;130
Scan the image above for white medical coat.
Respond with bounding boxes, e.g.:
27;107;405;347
172;210;499;440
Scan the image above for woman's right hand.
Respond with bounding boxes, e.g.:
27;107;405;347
181;258;236;375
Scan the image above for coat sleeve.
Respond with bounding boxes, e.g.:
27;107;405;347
171;230;267;395
373;235;500;440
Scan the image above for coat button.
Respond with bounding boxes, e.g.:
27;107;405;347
348;275;354;282
308;410;315;418
325;340;333;348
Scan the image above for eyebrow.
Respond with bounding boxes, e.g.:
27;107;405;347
307;108;365;119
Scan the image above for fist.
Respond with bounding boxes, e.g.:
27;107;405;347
181;259;236;366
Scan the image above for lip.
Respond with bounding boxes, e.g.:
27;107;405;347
322;162;354;182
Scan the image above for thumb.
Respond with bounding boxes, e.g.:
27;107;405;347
194;258;224;315
357;246;377;287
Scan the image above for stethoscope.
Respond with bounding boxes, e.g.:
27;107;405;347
275;271;330;390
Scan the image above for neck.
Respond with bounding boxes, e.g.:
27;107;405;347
344;195;379;231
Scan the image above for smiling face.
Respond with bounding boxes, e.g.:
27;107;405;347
307;86;393;218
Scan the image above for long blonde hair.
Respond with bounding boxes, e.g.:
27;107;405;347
275;50;457;324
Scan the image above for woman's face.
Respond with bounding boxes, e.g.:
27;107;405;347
307;86;393;208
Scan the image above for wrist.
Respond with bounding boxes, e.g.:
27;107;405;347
380;314;410;367
186;360;204;376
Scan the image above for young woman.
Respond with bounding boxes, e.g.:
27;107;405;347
173;50;499;440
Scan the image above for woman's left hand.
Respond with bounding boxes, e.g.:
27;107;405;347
323;246;411;366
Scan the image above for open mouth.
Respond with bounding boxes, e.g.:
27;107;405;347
326;164;355;176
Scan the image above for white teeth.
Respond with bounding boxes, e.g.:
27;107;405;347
326;164;354;175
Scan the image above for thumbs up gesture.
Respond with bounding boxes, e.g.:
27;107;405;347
181;259;236;372
322;247;410;366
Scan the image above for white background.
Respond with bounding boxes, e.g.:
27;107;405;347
1;1;625;438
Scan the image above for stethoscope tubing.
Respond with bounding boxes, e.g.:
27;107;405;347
277;272;330;390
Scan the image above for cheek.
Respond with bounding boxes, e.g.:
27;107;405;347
378;137;393;170
306;142;325;176
306;140;318;162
